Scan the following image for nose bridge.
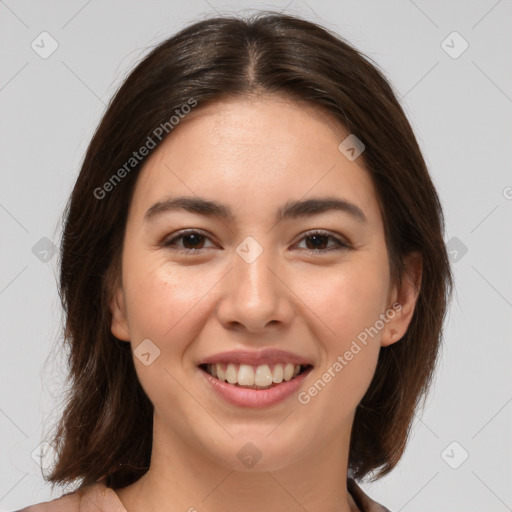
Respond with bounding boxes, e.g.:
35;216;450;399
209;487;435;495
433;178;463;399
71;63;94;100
237;237;277;296
217;234;292;331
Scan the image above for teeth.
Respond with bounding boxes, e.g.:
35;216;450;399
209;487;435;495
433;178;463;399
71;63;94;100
255;364;273;386
238;364;255;385
226;363;238;384
206;362;305;387
216;364;225;382
272;363;284;383
283;363;295;381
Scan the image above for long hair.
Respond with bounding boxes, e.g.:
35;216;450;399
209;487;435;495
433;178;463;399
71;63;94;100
45;11;453;491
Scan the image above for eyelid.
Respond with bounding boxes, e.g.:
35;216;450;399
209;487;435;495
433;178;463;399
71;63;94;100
162;228;352;254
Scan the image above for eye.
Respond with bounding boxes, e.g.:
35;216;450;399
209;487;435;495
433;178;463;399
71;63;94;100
294;230;350;254
163;230;215;253
163;229;351;255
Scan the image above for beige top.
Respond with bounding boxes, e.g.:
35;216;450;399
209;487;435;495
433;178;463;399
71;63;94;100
16;477;390;512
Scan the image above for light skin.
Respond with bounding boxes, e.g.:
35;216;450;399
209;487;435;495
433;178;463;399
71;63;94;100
110;94;422;512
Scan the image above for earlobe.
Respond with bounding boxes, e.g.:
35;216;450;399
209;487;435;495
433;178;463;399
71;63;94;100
110;286;131;342
381;251;422;347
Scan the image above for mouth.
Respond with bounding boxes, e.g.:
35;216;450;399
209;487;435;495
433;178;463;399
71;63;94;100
198;362;313;390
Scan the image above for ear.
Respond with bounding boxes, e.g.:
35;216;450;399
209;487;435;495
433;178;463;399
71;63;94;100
381;251;422;347
110;285;131;342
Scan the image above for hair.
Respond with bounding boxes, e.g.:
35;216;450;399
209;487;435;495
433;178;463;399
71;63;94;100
44;10;453;492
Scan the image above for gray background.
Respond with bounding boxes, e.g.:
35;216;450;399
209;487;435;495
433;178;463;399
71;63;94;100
1;0;511;510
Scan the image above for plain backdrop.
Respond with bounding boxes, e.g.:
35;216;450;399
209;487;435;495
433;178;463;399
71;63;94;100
1;1;511;511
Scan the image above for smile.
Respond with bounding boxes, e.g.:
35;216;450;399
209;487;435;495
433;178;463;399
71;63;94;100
199;362;311;389
198;363;314;408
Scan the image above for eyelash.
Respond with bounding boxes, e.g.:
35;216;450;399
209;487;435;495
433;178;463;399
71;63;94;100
162;229;351;255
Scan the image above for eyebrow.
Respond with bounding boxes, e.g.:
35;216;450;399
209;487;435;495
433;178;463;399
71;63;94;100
144;195;368;224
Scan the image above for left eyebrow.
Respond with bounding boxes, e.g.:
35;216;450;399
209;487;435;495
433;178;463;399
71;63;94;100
144;195;368;224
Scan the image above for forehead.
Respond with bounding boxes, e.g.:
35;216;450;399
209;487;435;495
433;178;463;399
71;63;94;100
128;95;382;228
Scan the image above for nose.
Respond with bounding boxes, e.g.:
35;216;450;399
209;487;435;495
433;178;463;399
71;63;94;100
216;242;294;334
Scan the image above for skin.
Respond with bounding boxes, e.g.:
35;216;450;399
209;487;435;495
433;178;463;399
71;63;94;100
110;94;422;512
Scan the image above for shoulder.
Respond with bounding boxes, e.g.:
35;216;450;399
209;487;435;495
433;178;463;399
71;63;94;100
15;490;82;512
15;480;126;512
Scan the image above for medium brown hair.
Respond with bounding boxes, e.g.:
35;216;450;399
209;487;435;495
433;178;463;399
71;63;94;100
45;11;453;491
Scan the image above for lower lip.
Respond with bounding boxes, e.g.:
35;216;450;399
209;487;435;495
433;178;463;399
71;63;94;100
199;366;313;408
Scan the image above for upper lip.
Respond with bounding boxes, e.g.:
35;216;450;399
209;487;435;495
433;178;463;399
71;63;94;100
198;349;314;367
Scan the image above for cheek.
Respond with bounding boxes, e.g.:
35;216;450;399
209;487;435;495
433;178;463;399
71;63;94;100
308;254;390;345
124;261;208;342
296;256;389;415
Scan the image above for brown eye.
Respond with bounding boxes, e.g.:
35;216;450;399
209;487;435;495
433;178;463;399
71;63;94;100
163;230;215;253
295;230;350;254
163;229;351;255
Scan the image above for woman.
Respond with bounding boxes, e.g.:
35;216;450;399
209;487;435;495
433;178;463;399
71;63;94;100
18;11;453;512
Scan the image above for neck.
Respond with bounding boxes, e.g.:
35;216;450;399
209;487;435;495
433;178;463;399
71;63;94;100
116;411;356;512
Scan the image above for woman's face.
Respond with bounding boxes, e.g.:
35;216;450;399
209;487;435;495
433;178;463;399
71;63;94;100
110;94;420;472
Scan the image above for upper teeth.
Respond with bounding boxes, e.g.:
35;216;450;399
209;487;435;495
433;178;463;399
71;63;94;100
206;363;302;386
